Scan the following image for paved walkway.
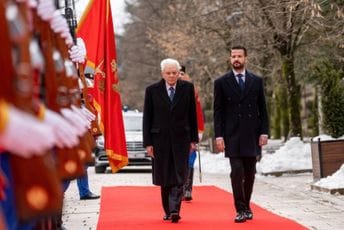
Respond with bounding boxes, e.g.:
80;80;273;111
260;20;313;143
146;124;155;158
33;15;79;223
62;166;344;230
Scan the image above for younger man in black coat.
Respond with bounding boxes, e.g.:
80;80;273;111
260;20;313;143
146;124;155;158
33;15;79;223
213;46;269;223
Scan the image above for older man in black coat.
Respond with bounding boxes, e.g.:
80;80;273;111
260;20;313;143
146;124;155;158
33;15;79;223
143;58;198;223
214;46;269;223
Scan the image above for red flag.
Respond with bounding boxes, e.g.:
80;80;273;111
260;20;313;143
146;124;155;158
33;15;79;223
195;89;205;138
77;0;128;172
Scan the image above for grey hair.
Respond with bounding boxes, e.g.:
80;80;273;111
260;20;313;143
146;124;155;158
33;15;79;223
160;58;181;71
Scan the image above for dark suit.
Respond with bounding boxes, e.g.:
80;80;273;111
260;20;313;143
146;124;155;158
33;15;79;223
214;70;268;212
143;79;198;216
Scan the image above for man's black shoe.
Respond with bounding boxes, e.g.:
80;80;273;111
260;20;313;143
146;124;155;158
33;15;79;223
183;191;192;201
234;212;246;223
163;215;171;220
244;210;253;220
80;192;100;200
170;213;181;223
184;196;192;201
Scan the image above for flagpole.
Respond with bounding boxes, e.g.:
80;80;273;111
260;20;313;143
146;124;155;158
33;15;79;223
197;143;202;183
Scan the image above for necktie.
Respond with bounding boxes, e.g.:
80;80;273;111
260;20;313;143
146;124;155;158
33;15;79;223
169;87;175;101
237;74;244;91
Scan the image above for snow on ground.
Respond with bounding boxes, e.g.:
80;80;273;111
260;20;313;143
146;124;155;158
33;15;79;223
194;151;230;174
314;164;344;189
311;134;344;141
195;136;344;189
256;137;312;174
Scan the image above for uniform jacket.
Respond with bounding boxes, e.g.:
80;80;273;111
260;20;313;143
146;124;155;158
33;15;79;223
143;79;198;186
214;70;269;157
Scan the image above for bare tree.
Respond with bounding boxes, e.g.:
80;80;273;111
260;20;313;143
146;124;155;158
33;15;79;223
117;0;343;138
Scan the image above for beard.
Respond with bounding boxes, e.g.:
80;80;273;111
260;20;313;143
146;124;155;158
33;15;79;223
232;61;244;70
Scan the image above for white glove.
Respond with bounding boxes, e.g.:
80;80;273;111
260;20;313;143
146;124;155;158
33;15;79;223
198;132;203;141
37;0;56;21
68;45;82;63
50;10;73;46
78;78;84;89
77;38;86;58
27;0;37;8
43;109;80;148
68;38;86;63
81;106;96;122
50;11;69;34
0;106;55;158
60;108;88;136
70;105;91;128
61;30;74;47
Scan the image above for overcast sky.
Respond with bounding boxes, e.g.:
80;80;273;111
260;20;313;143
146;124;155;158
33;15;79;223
75;0;130;34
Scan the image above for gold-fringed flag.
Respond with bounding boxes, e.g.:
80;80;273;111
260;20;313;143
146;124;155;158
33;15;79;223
195;89;205;139
77;0;128;172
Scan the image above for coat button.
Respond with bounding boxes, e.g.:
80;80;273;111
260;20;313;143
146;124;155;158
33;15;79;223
248;114;252;118
238;103;241;107
238;114;242;118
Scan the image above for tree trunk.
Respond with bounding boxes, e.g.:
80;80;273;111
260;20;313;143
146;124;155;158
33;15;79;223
312;88;319;137
281;56;302;138
272;92;281;139
280;84;289;141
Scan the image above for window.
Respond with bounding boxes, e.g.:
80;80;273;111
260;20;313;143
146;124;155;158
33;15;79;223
123;115;142;132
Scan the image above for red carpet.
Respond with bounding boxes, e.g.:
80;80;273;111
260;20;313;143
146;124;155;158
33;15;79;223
97;186;307;230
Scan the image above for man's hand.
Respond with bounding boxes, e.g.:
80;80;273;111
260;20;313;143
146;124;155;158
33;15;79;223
259;135;268;146
37;0;55;21
190;142;197;152
80;106;96;122
0;106;56;158
68;38;87;64
50;10;73;46
43;108;79;148
60;108;88;136
146;146;154;158
215;138;225;153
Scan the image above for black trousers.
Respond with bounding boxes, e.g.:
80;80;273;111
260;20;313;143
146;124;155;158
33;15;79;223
161;185;183;215
229;157;257;212
183;168;194;194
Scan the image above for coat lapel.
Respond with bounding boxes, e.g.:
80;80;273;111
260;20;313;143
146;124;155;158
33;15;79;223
240;71;254;100
225;71;241;97
171;80;186;109
158;79;171;105
224;71;256;100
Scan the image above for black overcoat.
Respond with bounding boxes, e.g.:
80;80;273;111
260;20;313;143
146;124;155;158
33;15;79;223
214;71;269;157
143;79;198;186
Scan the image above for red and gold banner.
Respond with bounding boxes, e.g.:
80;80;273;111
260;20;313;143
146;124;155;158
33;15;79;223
195;91;205;136
77;0;128;172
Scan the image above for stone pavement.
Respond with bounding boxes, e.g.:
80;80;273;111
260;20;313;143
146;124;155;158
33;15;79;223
62;165;344;230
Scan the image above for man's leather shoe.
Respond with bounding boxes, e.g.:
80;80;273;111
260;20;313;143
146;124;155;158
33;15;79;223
234;212;246;223
244;210;253;220
170;213;181;223
184;196;192;201
80;192;100;200
163;215;171;220
183;191;192;201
